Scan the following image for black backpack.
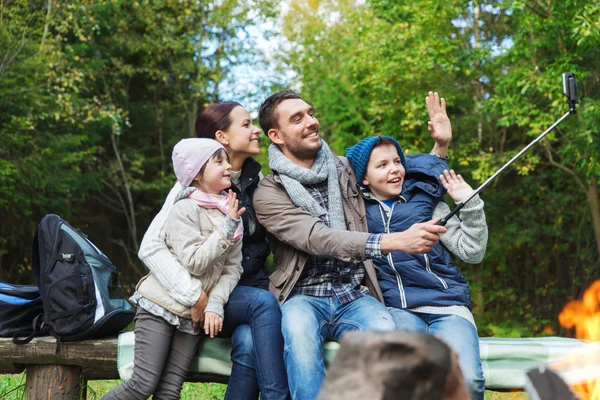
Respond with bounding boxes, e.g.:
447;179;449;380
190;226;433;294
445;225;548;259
14;214;135;351
0;283;44;337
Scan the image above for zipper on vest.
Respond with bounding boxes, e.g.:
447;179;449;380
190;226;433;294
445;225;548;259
378;204;407;308
424;254;448;289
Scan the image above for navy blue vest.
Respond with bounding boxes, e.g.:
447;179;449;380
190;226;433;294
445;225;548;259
365;154;471;310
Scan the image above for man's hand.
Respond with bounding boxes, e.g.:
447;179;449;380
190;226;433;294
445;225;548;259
440;169;474;203
191;290;208;331
380;219;447;254
426;91;452;156
204;312;223;338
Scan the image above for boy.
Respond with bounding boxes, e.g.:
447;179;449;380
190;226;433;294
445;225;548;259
346;134;488;400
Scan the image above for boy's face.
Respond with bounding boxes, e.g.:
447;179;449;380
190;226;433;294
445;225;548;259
363;144;405;201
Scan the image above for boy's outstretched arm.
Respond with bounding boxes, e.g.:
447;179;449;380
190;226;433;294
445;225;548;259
426;91;452;158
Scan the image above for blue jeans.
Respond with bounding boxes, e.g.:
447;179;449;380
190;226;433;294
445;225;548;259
221;285;289;400
281;294;395;400
389;308;485;400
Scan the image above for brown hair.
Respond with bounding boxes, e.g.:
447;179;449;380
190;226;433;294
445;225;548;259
374;135;397;148
198;148;229;179
195;101;242;139
258;90;302;133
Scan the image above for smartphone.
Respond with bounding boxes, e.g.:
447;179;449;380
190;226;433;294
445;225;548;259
562;72;578;106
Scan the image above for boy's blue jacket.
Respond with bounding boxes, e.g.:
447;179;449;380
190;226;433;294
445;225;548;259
364;154;472;310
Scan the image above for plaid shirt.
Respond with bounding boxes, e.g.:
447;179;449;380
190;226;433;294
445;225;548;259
291;180;383;304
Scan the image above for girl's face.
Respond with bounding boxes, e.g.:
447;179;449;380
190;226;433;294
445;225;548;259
195;151;232;194
218;106;262;160
362;144;405;201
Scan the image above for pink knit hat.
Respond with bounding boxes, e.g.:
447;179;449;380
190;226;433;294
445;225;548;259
172;138;226;187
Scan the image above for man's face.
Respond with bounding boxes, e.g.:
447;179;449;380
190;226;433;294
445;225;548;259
268;98;322;163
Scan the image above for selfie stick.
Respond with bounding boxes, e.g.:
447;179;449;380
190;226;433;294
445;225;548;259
437;72;578;226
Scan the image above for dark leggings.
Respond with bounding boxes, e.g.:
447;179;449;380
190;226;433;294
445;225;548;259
101;308;201;400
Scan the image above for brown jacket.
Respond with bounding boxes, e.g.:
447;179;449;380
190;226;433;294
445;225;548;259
253;156;384;305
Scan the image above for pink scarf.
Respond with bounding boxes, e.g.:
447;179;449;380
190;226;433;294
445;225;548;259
187;190;243;242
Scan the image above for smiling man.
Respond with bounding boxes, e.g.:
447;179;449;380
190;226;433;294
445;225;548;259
253;90;449;400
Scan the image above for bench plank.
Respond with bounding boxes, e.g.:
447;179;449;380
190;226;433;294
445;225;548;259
0;337;118;380
0;337;228;384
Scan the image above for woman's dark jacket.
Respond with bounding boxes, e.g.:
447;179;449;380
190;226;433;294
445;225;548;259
231;158;270;289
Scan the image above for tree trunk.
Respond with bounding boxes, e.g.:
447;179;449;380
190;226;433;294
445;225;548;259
588;177;600;260
26;365;84;400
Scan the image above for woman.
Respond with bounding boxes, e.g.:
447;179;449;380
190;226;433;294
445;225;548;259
138;102;289;399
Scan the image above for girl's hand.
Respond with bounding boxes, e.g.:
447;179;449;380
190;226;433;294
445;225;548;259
440;169;474;203
191;290;208;331
204;312;223;338
228;190;246;220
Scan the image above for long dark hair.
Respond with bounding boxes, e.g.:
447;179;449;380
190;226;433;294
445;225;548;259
195;101;242;139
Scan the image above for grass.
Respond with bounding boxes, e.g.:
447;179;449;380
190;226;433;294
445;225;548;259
0;373;528;399
0;373;226;400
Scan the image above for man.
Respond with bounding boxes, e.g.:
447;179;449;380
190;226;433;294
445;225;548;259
253;90;451;400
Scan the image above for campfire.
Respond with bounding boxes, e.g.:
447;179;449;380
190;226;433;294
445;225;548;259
553;280;600;400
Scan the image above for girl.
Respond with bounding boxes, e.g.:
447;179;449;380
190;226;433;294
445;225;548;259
137;103;290;400
102;139;245;399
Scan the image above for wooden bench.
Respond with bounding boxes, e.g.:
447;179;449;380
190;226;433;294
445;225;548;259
0;336;228;399
1;335;584;399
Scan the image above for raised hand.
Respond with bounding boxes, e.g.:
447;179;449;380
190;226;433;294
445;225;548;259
426;91;452;148
228;190;246;219
440;169;474;203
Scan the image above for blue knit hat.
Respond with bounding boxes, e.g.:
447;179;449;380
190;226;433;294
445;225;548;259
345;135;406;185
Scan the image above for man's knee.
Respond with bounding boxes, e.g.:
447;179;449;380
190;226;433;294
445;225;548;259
354;301;395;331
281;304;322;355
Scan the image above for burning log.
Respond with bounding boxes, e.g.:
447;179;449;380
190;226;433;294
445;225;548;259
527;280;600;400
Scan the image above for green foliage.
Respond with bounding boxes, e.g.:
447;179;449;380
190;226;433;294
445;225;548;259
281;0;600;335
0;0;278;284
2;0;599;338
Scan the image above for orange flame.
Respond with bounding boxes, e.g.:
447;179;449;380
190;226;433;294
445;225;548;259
558;280;600;400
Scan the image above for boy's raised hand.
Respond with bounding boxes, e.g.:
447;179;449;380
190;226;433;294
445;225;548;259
426;91;452;148
440;169;474;203
228;190;246;220
204;312;223;338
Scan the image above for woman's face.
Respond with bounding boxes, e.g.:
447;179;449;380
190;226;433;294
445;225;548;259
218;106;262;161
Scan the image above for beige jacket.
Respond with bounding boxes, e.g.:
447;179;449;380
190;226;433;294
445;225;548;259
253;156;384;305
136;198;243;318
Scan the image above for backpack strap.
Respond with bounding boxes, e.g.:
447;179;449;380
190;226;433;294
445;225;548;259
12;314;48;345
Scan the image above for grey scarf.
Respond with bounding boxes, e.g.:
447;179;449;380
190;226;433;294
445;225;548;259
268;140;347;230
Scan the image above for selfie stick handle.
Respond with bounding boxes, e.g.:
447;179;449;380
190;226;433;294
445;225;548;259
437;109;575;226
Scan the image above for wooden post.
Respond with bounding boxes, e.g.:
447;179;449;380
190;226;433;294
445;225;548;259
26;364;85;400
